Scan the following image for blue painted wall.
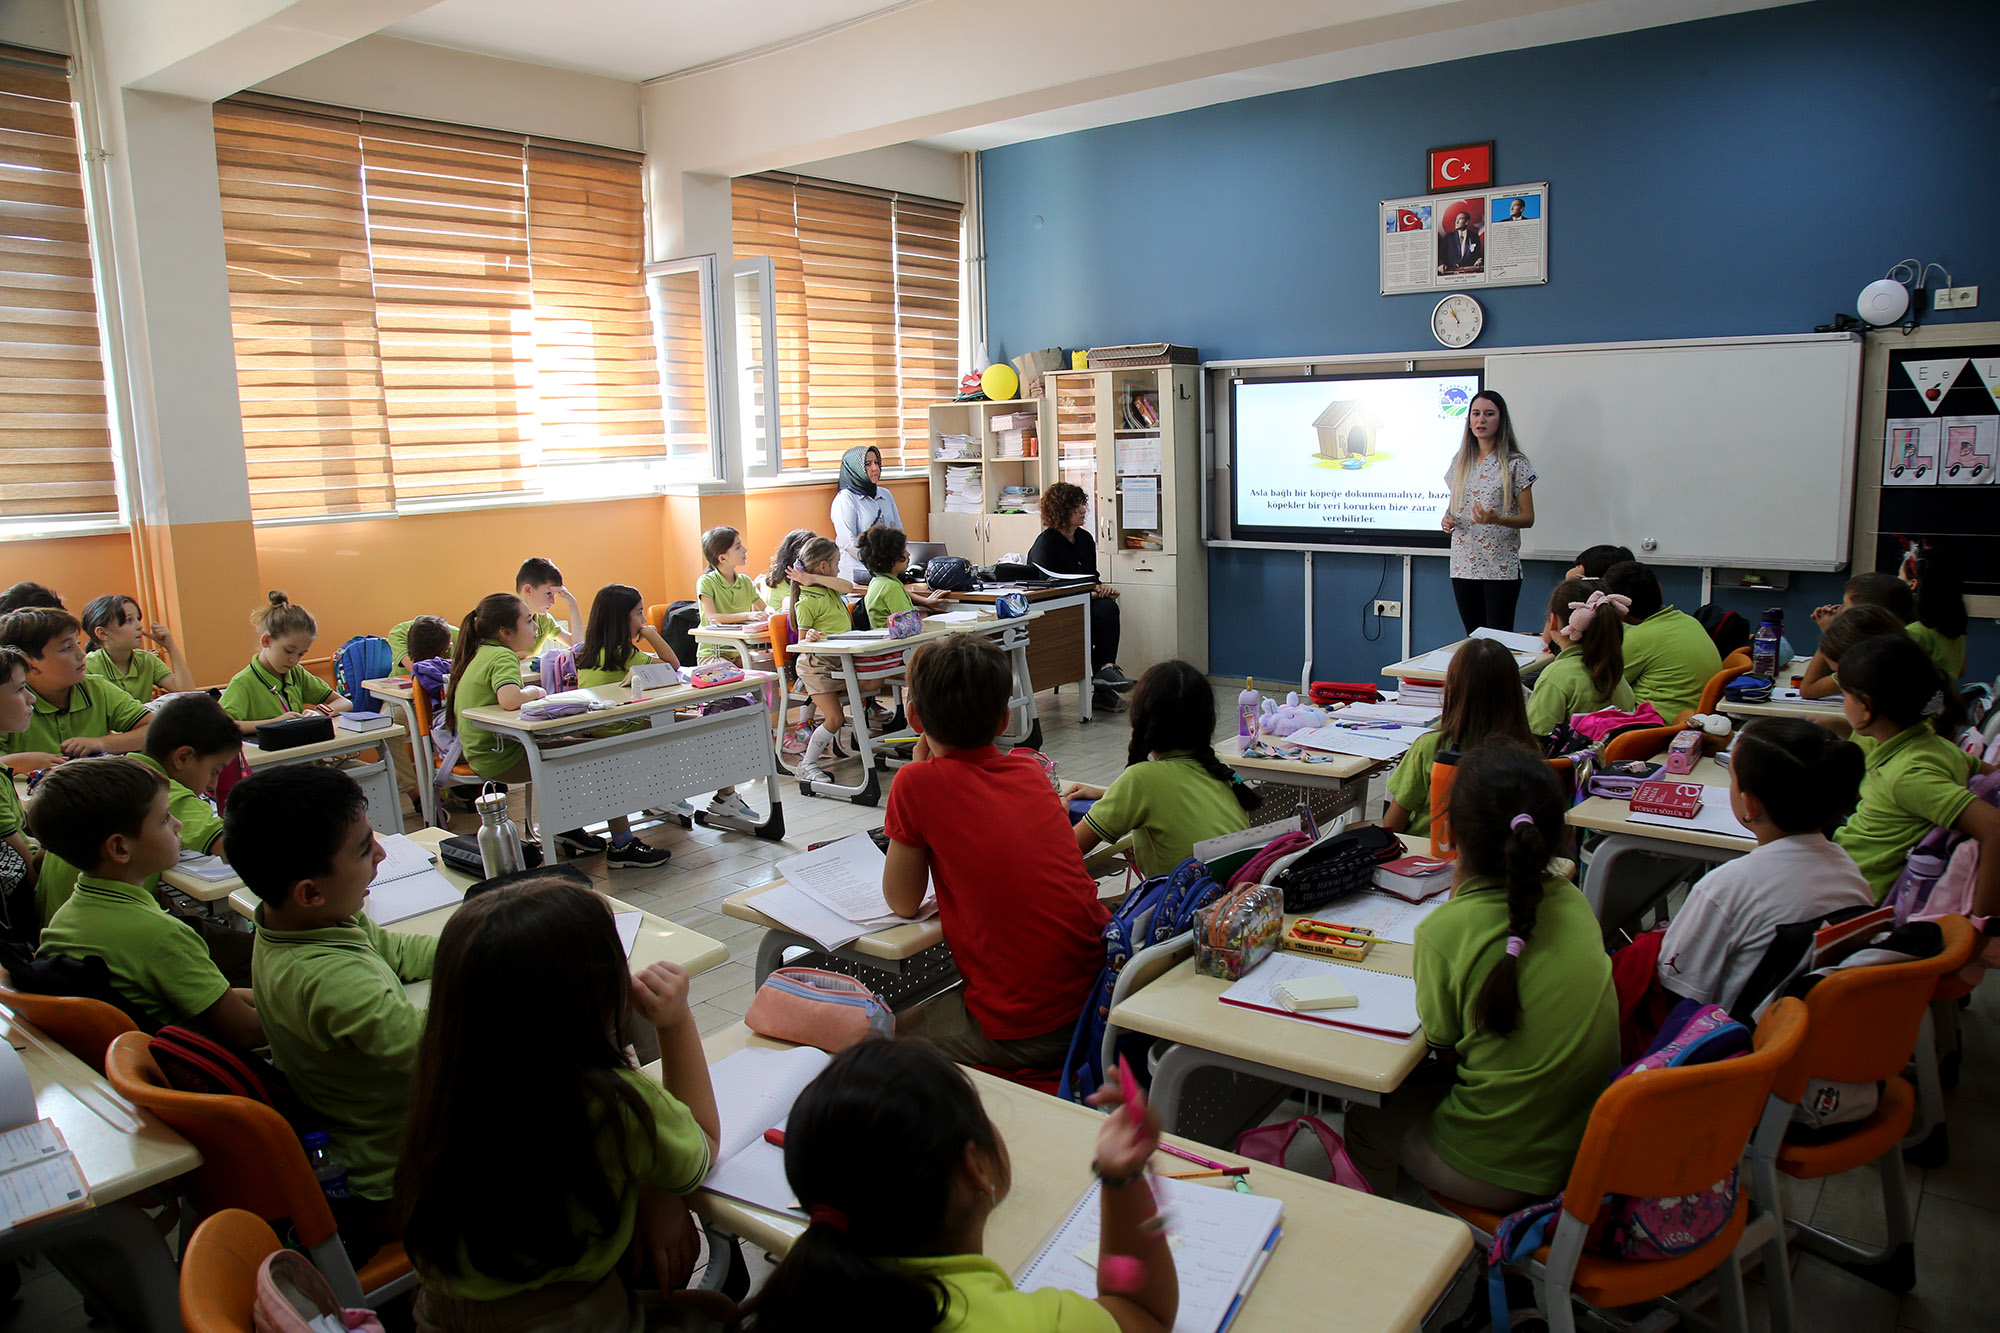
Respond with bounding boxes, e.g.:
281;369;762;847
982;0;2000;684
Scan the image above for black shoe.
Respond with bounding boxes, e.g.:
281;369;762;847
1093;685;1123;712
555;828;607;857
1094;663;1135;691
606;839;672;869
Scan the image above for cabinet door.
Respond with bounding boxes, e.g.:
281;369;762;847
986;512;1043;564
1107;579;1180;676
930;511;982;561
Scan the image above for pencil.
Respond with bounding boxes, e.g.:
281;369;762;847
1155;1141;1228;1171
1165;1167;1250;1179
1294;922;1375;943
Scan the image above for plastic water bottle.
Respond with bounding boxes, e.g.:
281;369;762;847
302;1131;351;1201
1237;678;1261;743
474;787;525;879
1751;608;1783;680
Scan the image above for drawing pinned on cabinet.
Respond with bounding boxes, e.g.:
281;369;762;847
1883;418;1939;486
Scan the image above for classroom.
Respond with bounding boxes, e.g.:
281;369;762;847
1;1;1997;1330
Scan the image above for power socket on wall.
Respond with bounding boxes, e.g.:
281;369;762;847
1932;286;1979;310
1374;599;1403;618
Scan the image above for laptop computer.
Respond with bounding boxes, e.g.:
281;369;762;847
906;541;948;568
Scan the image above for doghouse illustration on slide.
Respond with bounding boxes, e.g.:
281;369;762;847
1314;399;1382;462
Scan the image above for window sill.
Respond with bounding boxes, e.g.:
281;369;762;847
743;468;929;492
0;517;131;543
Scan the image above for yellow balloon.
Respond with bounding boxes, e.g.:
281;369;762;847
980;363;1020;402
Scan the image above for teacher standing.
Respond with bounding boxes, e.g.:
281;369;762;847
830;445;903;584
1441;389;1536;634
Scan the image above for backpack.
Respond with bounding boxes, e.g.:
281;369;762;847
331;635;394;714
1695;604;1751;657
1269;824;1402;913
151;1025;303;1124
1485;1000;1751;1331
660;600;700;668
0;942;143;1028
1224;830;1316;890
1568;703;1666;744
1887;769;2000;927
1057;858;1226;1103
538;645;577;694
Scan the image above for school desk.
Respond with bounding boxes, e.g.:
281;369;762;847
1380;637;1554;684
0;1006;201;1333
240;723;408;837
1218;733;1381;824
780;611;1043;806
1566;754;1752;932
952;584;1096;720
1714;660;1852;735
685;1023;1473;1333
458;672;786;862
358;676;434;826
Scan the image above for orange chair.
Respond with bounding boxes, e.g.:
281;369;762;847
1599;725;1685;764
1434;998;1808;1333
0;982;136;1073
105;1032;415;1308
1747;915;1975;1304
646;602;673;636
1692;649;1755;719
1428;753;1571;859
180;1208;281;1333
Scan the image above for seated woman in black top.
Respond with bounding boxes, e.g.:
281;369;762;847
1027;482;1132;708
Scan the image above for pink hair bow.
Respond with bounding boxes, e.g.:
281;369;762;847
1559;589;1631;643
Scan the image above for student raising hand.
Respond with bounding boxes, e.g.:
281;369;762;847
1083;1075;1178;1333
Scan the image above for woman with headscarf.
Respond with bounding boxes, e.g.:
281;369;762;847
830;445;903;584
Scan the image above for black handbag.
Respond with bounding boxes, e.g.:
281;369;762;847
253;714;334;750
1272;825;1402;914
924;556;975;591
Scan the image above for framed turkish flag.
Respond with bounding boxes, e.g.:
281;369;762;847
1428;141;1493;192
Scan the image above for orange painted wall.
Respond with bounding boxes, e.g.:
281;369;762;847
2;532;138;607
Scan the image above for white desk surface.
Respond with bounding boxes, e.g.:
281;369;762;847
1715;661;1849;730
722;874;1125;964
688;623;773;645
241;724;406;768
360;676;415;701
1220;733;1381;783
0;1009;199;1205
458;673;775;736
217;828;730;977
789;609;1040;657
1381;638;1554;683
685;1024;1471;1333
1565;755;1756;852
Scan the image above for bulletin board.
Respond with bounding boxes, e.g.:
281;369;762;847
1852;327;2000;611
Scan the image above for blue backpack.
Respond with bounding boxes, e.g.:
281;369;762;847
1057;858;1226;1103
1484;999;1751;1331
332;635;394;714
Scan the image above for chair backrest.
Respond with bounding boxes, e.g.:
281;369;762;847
1696;650;1755;716
180;1208;281;1333
1561;996;1807;1225
104;1032;338;1248
646;602;672;635
1429;755;1572;858
1601;725;1685;764
0;983;137;1073
1770;915;1975;1101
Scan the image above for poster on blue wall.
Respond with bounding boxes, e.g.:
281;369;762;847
1381;182;1548;295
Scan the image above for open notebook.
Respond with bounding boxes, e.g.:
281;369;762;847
702;1046;832;1217
363;835;466;926
0;1045;88;1233
1219;953;1422;1039
1017;1178;1283;1333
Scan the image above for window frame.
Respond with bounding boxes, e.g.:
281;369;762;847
643;253;725;486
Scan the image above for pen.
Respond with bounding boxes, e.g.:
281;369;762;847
1154;1141;1229;1171
1164;1167;1249;1179
1294;922;1376;943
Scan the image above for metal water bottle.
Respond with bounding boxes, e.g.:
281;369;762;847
474;786;524;879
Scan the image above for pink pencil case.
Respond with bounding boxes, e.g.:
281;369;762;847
744;967;894;1052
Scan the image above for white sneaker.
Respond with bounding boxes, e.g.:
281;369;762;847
705;792;757;823
795;762;832;785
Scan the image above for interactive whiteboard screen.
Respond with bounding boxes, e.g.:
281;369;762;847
1228;371;1480;547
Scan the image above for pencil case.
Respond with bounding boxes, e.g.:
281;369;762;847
253;715;334;750
681;660;746;688
886;609;925;639
1193;882;1282;980
744;967;894;1052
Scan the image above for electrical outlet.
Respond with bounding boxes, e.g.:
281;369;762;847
1374;599;1403;618
1932;286;1979;310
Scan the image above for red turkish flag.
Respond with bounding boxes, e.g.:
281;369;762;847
1429;143;1492;192
1396;209;1425;232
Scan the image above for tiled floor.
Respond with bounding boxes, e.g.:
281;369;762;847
7;684;1998;1330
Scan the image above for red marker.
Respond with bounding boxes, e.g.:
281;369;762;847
763;1128;785;1148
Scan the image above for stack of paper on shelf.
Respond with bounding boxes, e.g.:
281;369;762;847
943;464;984;513
935;432;974;460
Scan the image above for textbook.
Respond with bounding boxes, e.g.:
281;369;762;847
334;711;394;733
1017;1178;1283;1333
702;1046;832;1217
1370;855;1453;901
0;1120;90;1233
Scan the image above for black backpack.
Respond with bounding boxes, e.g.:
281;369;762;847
659;600;700;668
1695;604;1750;657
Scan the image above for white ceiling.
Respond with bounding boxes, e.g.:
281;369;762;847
384;0;910;83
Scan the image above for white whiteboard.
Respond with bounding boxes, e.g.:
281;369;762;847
1486;335;1862;569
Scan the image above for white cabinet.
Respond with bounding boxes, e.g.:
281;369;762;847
925;397;1051;566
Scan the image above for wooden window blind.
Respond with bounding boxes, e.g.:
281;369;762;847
215;99;670;519
0;49;118;524
732;174;961;473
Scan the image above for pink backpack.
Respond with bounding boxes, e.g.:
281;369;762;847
1888;769;1997;947
1569;702;1666;743
1234;1116;1371;1194
1224;830;1314;890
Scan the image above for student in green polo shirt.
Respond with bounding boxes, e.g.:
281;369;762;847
0;608;150;770
857;524;948;630
30;758;263;1047
1902;546;1970;683
1600;561;1722;720
1834;635;2000;909
1065;660;1261;877
80;594;191;704
694;525;769;663
1526;578;1635;735
515;556;580;659
218;592;353;736
0;647;37;933
386;614;458;673
1382;637;1536;839
1348;745;1617;1206
234;766;433;1253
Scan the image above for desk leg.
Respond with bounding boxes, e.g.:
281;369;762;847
521;743;559;866
1080;594;1094;722
755;929;814;986
798;657;880;806
377;695;432;827
357;756;402;836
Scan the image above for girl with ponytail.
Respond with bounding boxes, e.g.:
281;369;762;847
218;591;351;734
1062;659;1262;878
443;593;545;782
1347;745;1616;1207
735;1038;1177;1333
1526;577;1634;735
1833;633;2000;910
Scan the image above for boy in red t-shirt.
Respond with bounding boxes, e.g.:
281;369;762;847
883;634;1109;1068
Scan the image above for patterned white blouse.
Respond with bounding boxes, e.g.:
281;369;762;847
1446;449;1537;580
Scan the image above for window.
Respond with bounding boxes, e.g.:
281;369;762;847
0;48;120;529
215;98;712;522
732;174;962;475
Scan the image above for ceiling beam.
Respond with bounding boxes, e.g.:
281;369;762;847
92;0;440;99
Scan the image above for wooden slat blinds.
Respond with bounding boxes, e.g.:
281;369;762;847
0;51;118;523
215;100;670;519
732;174;961;473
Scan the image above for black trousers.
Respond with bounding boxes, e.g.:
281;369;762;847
1451;577;1522;636
1090;595;1121;671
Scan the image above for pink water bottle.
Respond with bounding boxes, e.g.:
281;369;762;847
1237;678;1260;743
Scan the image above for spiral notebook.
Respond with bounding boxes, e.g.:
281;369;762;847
1016;1178;1283;1333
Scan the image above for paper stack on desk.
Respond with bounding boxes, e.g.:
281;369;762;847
757;833;936;950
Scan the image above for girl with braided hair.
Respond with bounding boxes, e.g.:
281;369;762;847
1347;744;1616;1207
1061;659;1261;878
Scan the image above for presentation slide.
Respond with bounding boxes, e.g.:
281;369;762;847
1229;371;1481;547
